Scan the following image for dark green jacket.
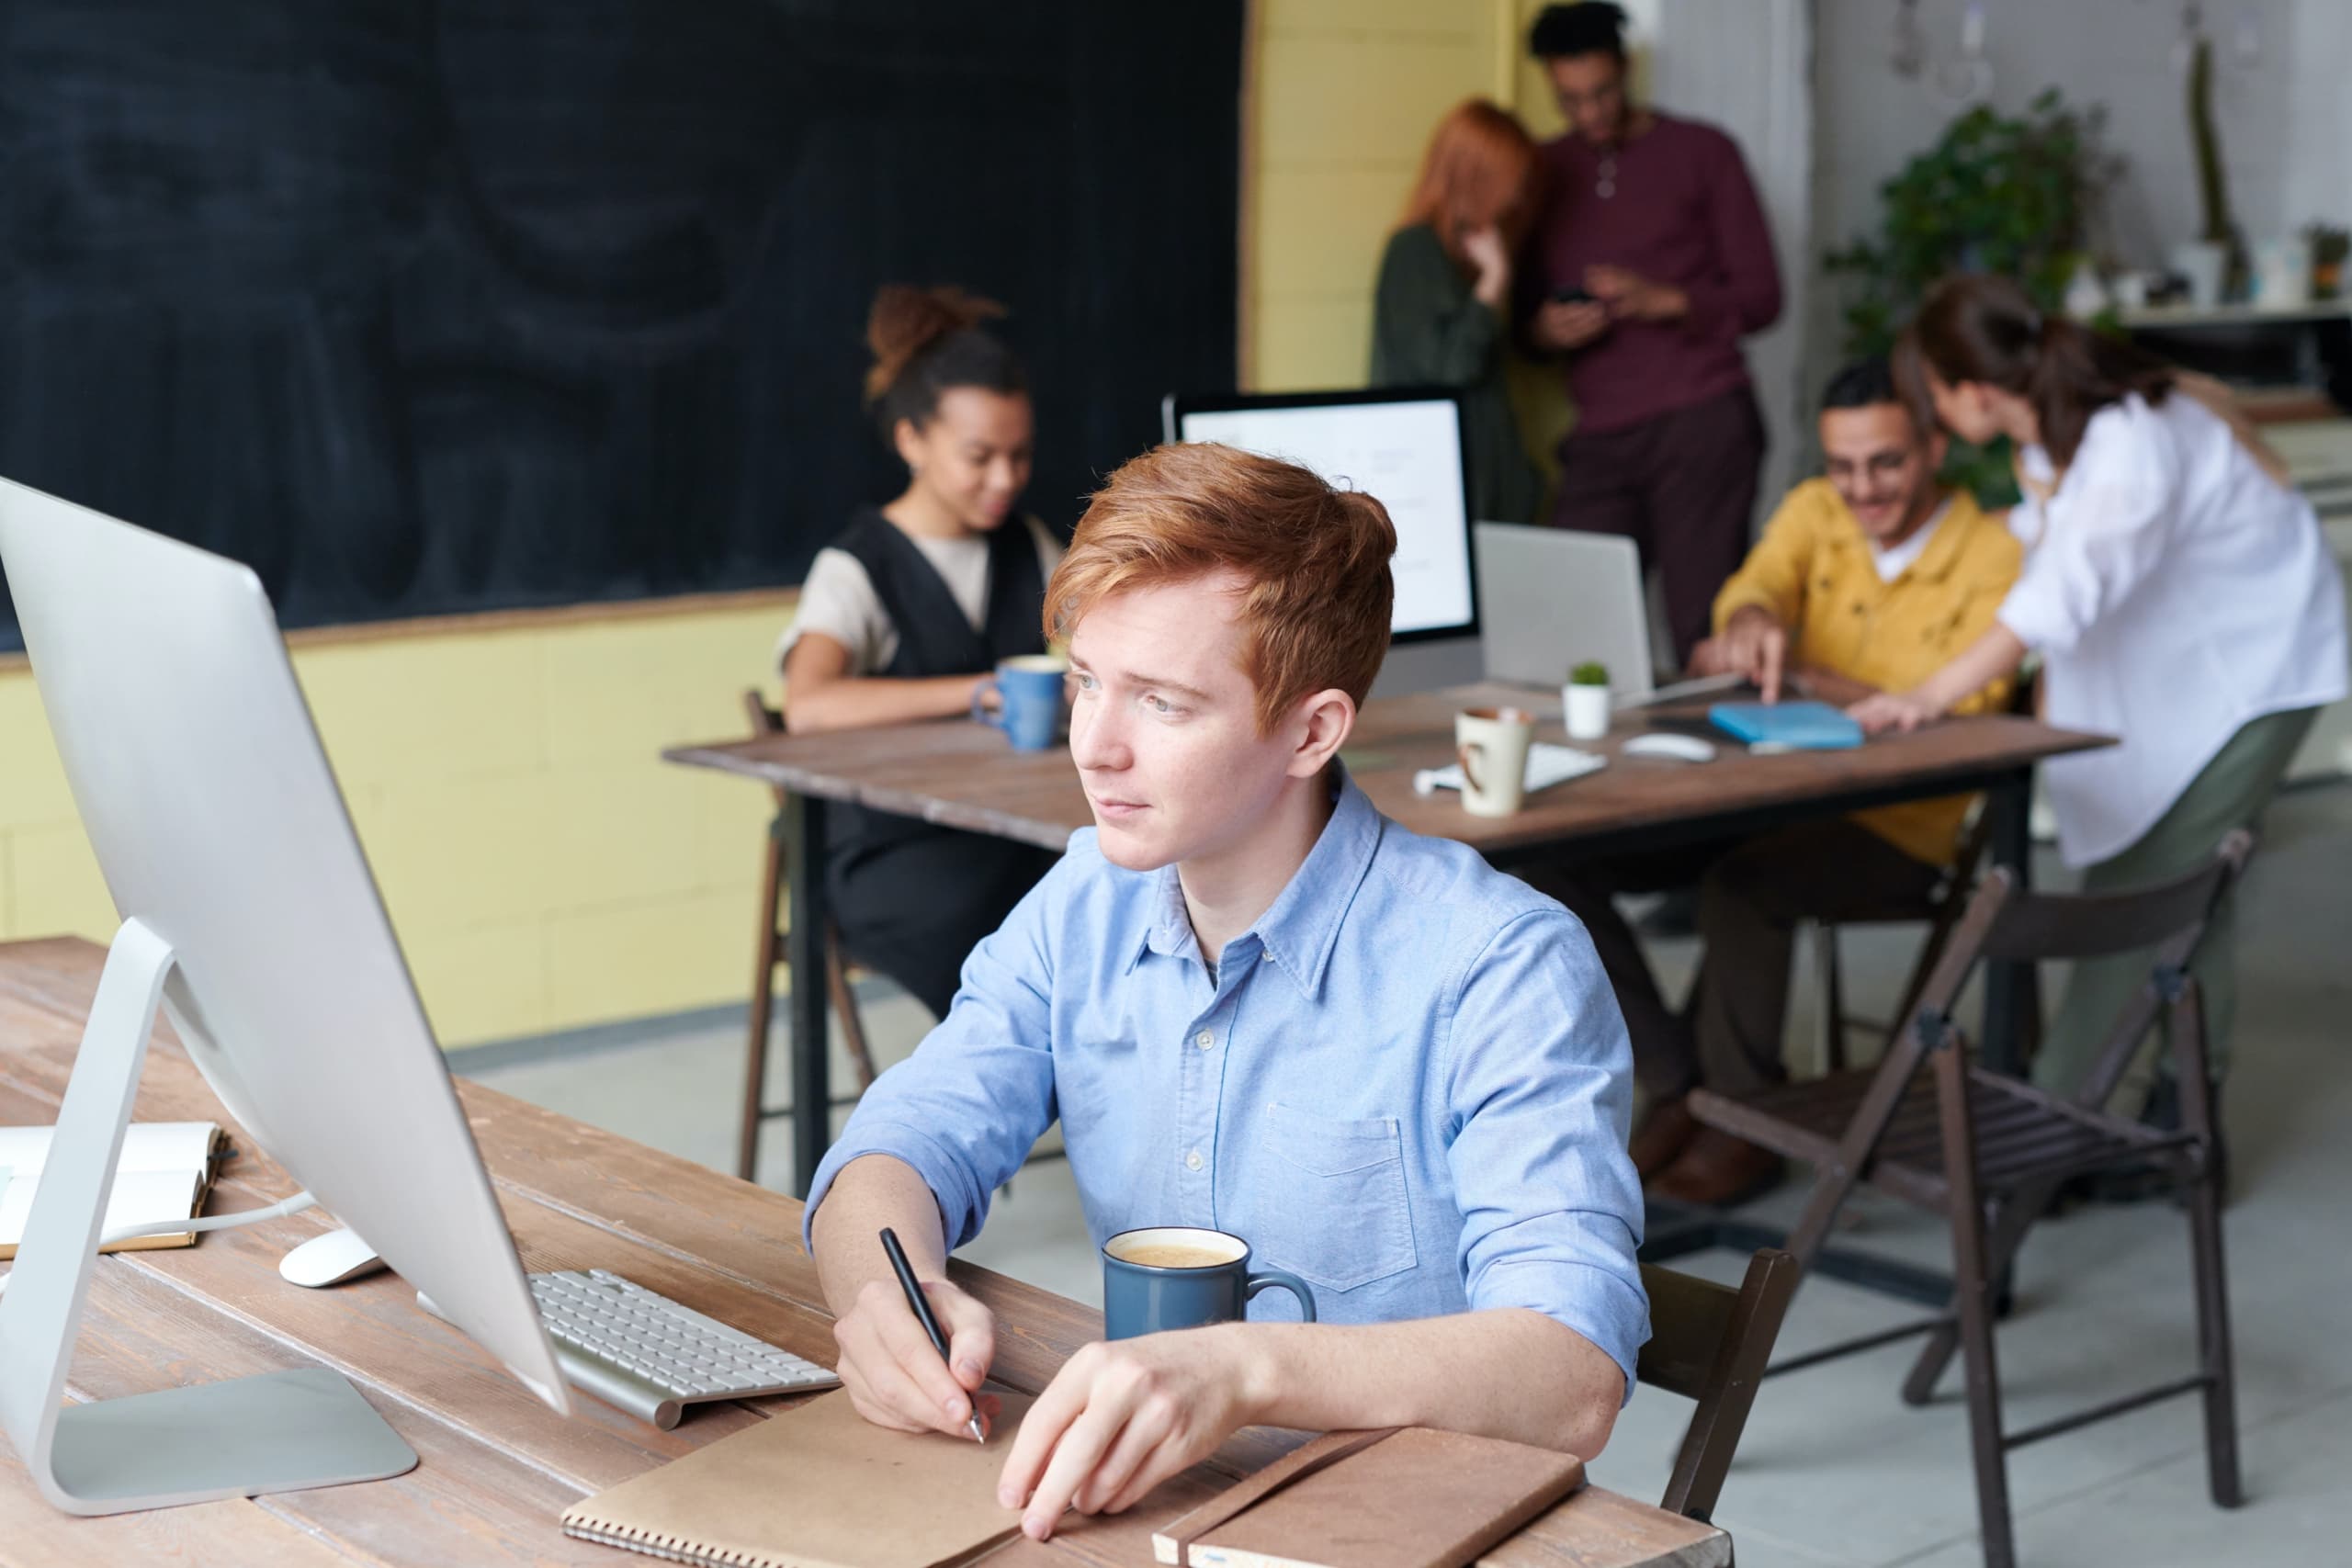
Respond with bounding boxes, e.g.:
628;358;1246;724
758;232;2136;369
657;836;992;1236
1368;222;1544;525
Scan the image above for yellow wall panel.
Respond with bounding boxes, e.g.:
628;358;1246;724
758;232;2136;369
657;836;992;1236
543;889;761;1035
1253;165;1415;304
9;821;114;945
0;674;82;832
540;761;711;911
402;917;549;1045
1255;35;1489;169
691;773;780;897
368;772;559;934
294;633;547;787
1253;297;1379;392
539;604;786;767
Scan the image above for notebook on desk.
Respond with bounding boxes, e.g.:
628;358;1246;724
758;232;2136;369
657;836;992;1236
0;1120;226;1258
1708;700;1865;750
561;1387;1031;1568
1150;1426;1585;1568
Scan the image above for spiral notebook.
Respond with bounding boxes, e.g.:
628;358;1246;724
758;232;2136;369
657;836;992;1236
560;1388;1031;1568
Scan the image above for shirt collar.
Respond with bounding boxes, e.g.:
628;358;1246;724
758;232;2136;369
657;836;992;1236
1124;766;1384;999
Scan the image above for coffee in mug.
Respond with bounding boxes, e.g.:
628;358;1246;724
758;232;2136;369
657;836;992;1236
1100;1226;1316;1339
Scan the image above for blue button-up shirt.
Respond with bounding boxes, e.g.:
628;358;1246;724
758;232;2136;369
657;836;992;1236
805;771;1649;1391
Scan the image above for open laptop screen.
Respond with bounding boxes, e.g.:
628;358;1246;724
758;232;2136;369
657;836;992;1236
1162;390;1475;644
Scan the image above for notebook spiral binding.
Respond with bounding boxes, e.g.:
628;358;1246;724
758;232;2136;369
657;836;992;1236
562;1518;785;1568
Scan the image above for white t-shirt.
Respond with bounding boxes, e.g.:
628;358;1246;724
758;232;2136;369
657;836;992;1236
1998;392;2347;866
775;514;1064;675
1868;497;1952;582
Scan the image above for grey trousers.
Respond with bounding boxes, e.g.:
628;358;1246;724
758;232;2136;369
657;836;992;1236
2031;706;2319;1113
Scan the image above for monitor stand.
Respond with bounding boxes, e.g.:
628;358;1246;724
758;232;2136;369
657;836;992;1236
0;917;417;1516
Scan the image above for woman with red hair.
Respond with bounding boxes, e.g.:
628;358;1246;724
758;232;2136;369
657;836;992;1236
1370;98;1544;525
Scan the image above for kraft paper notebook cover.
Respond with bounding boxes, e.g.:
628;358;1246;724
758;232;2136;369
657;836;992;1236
0;1120;226;1258
1149;1427;1585;1568
561;1388;1032;1568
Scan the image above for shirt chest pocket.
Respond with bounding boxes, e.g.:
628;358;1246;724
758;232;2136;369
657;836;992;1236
1254;1103;1419;1293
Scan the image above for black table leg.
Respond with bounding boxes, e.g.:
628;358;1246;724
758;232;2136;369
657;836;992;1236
786;792;832;1199
1981;766;2037;1078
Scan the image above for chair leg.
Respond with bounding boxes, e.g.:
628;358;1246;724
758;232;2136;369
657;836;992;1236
1814;922;1849;1077
1937;1048;2017;1568
739;826;787;1183
2174;997;2243;1508
1902;1171;2061;1406
825;922;880;1093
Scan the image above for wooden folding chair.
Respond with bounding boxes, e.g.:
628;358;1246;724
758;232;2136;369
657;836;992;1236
1636;1249;1800;1523
1689;831;2252;1568
738;691;878;1183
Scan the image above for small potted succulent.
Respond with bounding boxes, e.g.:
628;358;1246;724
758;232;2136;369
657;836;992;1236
1563;660;1611;741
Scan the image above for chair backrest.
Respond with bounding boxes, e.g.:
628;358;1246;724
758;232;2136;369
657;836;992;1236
1893;829;2254;1109
743;688;784;738
1636;1248;1799;1523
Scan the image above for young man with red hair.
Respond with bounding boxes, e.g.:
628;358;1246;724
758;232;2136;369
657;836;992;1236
804;443;1645;1540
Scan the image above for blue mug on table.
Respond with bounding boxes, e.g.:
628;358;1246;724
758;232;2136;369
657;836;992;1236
972;654;1068;751
1102;1226;1316;1339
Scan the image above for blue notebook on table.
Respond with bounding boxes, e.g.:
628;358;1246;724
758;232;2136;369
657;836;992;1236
1708;700;1864;750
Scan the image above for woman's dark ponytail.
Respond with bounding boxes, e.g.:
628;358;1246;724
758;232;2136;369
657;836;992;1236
1909;274;2173;467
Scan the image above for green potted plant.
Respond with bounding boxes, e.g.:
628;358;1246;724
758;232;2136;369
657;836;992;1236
1564;660;1611;741
1824;88;2117;505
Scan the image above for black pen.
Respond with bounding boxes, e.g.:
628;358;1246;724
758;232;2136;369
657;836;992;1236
879;1226;985;1443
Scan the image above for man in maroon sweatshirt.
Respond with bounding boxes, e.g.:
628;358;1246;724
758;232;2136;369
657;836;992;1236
1522;2;1781;665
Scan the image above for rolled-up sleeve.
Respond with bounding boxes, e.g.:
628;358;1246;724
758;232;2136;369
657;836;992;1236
1998;409;2181;658
1442;908;1648;1397
800;863;1064;1253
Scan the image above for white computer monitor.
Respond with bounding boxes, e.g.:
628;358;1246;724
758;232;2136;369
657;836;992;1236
0;479;570;1516
1161;389;1477;644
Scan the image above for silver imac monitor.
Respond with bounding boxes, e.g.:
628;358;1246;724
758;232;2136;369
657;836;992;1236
1162;388;1484;694
0;479;570;1516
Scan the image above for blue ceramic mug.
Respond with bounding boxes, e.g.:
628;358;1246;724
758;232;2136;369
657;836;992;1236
1101;1226;1316;1339
972;654;1067;751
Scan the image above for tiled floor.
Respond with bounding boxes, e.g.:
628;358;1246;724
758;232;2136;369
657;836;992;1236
464;781;2352;1568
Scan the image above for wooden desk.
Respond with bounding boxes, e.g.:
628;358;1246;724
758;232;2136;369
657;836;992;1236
0;936;1725;1568
665;684;2109;1193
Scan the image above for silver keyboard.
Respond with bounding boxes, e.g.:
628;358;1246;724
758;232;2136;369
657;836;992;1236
421;1268;838;1429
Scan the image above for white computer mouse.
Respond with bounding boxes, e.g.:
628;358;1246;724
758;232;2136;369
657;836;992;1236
278;1226;389;1289
1622;732;1717;763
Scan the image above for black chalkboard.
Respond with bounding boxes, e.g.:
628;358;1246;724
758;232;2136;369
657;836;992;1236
0;0;1243;648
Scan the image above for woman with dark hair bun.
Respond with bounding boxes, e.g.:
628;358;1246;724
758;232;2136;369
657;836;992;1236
775;284;1062;1019
1860;273;2346;1127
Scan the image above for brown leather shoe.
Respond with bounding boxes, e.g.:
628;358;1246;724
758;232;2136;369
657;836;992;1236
1629;1097;1700;1182
1652;1127;1785;1208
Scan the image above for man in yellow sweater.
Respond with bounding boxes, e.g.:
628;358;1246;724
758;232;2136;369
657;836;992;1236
1544;357;2021;1205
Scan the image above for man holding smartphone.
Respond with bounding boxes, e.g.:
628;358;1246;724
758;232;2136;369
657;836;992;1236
1522;2;1781;664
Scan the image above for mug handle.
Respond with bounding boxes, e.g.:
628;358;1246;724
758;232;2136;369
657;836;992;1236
1456;741;1486;795
1244;1268;1316;1323
970;678;1003;727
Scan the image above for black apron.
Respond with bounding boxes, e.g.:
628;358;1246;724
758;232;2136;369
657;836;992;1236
821;509;1059;1017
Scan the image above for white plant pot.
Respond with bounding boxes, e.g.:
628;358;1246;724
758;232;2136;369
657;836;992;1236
2171;240;2228;308
1563;682;1611;741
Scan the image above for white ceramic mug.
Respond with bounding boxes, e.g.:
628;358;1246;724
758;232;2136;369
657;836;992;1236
1454;706;1536;818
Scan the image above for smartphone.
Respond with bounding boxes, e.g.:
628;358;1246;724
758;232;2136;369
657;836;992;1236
1549;286;1595;305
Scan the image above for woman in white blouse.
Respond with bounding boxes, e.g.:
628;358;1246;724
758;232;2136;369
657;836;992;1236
1855;275;2347;1123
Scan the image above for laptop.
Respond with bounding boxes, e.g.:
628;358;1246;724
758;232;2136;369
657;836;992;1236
1473;524;1747;708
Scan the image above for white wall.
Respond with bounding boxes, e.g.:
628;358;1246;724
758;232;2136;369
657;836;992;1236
1650;0;1814;518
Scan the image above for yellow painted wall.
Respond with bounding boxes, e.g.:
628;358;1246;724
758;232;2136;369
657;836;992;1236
0;3;1618;1045
0;602;787;1046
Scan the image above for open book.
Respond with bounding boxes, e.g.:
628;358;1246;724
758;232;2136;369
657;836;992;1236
0;1121;227;1258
